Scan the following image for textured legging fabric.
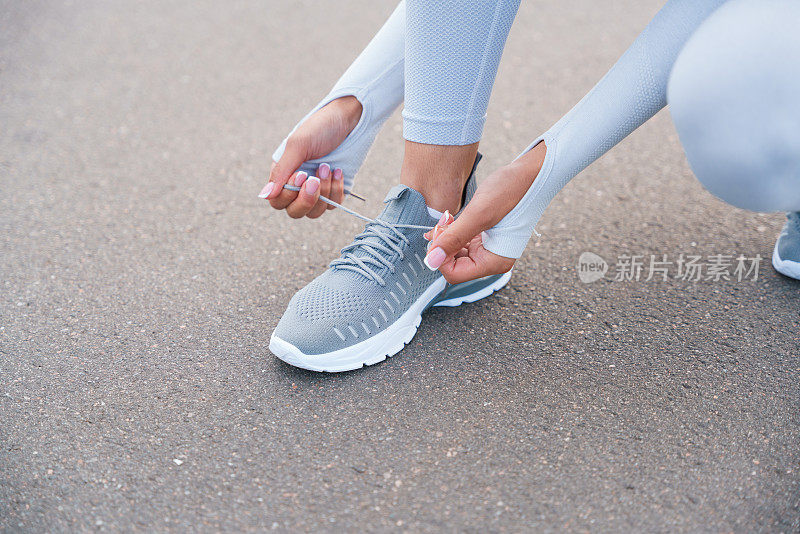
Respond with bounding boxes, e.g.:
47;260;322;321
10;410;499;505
403;0;521;145
272;0;520;189
483;0;729;258
668;0;800;213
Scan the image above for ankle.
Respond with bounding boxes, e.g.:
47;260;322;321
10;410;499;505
399;141;479;213
402;171;466;213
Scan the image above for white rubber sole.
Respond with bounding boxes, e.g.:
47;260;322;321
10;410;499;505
772;244;800;280
270;271;512;373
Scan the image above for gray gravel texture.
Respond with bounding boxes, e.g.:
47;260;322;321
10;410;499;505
1;0;798;532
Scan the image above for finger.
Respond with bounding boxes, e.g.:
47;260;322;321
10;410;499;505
439;245;515;284
454;247;470;259
268;171;304;210
264;136;309;200
438;254;486;285
435;200;491;256
327;167;344;210
285;175;321;218
424;219;484;272
424;211;454;241
423;188;498;271
307;164;331;219
258;162;278;199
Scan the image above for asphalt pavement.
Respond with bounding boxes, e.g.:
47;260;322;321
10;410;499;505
1;0;798;531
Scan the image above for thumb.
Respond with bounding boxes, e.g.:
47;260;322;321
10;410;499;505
266;137;309;199
424;199;492;271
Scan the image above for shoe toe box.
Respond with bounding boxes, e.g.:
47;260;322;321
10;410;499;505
272;275;374;355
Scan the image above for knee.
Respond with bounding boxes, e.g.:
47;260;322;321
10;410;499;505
668;0;800;212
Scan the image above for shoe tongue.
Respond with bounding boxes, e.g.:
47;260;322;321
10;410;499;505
378;185;433;225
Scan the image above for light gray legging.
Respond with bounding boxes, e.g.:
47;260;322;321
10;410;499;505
272;0;521;191
668;0;800;214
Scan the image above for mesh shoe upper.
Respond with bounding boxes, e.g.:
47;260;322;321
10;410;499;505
273;185;443;355
775;212;800;264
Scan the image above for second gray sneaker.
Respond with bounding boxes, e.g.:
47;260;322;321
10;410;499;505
772;212;800;280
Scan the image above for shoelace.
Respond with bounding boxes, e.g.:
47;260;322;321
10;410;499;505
282;184;433;231
283;184;434;285
282;183;541;282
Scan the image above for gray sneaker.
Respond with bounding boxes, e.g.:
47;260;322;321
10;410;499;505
269;162;512;372
772;212;800;280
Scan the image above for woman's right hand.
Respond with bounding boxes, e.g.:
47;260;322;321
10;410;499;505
259;95;362;219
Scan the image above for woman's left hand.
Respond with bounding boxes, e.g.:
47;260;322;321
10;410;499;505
423;143;546;284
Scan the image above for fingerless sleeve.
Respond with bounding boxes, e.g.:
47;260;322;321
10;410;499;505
272;1;406;191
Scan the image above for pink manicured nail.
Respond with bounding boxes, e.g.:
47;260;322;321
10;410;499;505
294;172;308;187
438;210;451;226
305;176;320;195
318;163;330;179
424;247;446;271
333;168;343;181
258;182;274;199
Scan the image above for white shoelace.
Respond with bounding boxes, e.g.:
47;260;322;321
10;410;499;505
283;184;434;285
282;184;434;231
